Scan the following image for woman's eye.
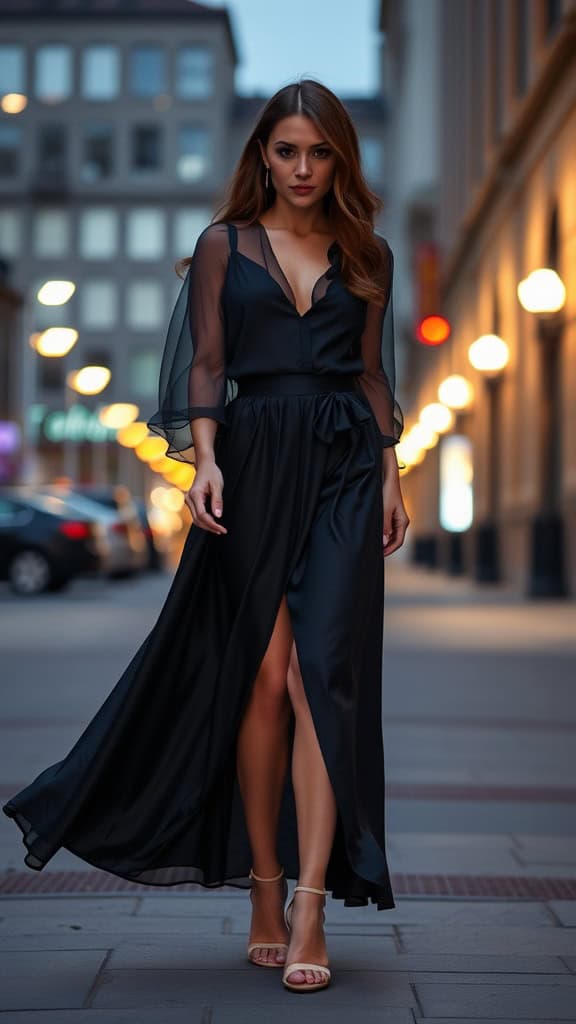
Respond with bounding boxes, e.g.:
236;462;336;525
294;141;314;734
277;147;293;158
314;148;331;158
276;147;332;158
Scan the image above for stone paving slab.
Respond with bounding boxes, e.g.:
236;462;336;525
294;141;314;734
371;899;555;926
107;933;398;970
0;916;231;937
0;950;108;1011
398;925;576;955
0;897;140;917
550;902;576;926
382;953;570;974
415;980;576;1018
0;1011;415;1024
90;967;416;1010
223;897;555;929
513;837;576;864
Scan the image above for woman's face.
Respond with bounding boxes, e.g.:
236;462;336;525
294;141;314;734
258;114;336;211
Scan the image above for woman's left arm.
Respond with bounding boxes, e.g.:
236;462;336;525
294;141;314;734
355;235;410;556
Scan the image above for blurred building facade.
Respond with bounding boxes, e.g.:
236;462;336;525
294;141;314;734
0;0;238;487
381;0;576;597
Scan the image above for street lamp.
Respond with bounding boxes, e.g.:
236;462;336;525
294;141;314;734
64;365;111;481
467;332;510;582
517;265;567;597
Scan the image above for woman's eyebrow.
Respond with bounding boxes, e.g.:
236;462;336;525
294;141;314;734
273;140;330;147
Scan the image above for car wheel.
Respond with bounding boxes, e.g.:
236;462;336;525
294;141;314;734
9;549;53;595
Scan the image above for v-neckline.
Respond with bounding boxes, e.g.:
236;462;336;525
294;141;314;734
255;219;339;319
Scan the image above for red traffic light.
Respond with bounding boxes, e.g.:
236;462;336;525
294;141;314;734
417;315;451;346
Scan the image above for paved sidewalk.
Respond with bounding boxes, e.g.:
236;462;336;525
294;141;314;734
1;563;575;1021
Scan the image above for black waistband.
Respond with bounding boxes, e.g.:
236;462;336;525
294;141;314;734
236;373;358;396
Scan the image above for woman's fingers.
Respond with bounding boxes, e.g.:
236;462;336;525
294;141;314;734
186;482;227;534
383;502;409;556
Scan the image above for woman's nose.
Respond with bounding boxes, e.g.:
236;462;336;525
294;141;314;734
296;157;312;176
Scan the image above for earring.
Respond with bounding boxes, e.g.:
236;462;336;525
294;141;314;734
265;166;270;189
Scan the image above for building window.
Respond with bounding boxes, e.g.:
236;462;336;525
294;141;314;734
173;208;211;256
130;46;166;97
0;45;25;94
129;349;162;398
359;136;383;181
33;209;70;257
81;45;120;100
37;123;67;178
131;124;162;172
175;45;214;99
80;281;118;329
126;209;165;260
0;124;21;177
35;45;72;104
177;125;210;182
79;208;118;259
82;122;114;182
126;282;164;330
0;210;20;257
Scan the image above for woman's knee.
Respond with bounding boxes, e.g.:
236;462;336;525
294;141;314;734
252;660;290;712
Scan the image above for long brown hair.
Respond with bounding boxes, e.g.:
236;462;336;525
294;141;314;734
179;78;390;306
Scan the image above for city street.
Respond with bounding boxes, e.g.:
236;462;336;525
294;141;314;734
1;562;575;1021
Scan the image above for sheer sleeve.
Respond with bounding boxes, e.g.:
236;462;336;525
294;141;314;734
355;235;404;448
147;221;231;463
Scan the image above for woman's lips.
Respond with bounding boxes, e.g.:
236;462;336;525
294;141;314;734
291;186;315;193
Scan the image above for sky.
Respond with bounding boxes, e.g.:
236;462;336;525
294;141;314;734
199;0;381;97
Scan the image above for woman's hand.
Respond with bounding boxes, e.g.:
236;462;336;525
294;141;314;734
382;474;409;556
185;459;228;535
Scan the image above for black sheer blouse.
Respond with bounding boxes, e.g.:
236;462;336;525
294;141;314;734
148;220;404;461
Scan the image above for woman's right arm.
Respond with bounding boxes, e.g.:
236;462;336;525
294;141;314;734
185;223;230;535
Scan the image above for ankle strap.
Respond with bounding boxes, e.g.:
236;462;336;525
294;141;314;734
294;884;328;896
249;866;284;882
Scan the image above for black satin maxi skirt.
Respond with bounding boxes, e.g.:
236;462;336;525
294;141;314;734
3;373;396;910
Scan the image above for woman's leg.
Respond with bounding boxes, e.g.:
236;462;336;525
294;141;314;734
285;639;337;985
236;594;293;964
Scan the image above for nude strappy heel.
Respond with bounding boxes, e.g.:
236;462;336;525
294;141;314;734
246;866;289;967
282;884;331;992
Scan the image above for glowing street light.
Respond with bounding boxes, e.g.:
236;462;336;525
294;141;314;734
135;436;170;463
419;402;454;433
517;268;566;314
68;366;111;396
1;93;27;114
468;334;509;376
438;374;474;410
34;327;78;357
116;422;149;448
36;280;76;306
98;403;139;429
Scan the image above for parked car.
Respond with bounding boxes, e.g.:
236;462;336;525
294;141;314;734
66;484;148;576
0;488;103;595
36;486;144;579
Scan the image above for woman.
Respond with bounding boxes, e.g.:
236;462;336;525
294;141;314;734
3;78;408;994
